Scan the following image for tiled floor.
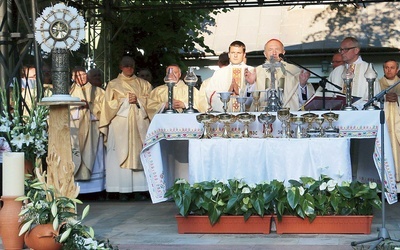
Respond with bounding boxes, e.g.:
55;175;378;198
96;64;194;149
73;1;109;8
2;197;400;250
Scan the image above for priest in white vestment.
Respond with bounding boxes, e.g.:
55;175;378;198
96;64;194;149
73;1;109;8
318;37;380;109
204;41;255;113
246;39;314;111
99;56;153;198
70;66;105;194
147;64;207;120
379;59;400;182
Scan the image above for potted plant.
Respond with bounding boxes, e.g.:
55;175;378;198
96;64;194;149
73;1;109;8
274;174;382;234
165;178;279;234
17;169;116;249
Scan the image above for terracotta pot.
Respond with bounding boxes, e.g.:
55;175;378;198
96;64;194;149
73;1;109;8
0;196;25;249
24;224;63;250
274;215;373;234
175;215;272;234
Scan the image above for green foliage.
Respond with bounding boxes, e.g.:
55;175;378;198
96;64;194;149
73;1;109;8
165;178;278;225
274;175;382;222
166;175;382;225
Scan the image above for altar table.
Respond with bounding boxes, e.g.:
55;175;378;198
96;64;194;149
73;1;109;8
189;138;352;185
140;110;397;204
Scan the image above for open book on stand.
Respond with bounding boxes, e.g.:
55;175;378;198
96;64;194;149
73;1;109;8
302;91;361;111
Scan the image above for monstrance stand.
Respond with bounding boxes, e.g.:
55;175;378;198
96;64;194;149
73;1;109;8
35;3;85;198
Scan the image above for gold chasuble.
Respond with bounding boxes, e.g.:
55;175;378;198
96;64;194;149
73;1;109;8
379;76;400;182
99;74;152;170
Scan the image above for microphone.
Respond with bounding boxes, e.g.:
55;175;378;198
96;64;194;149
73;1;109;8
278;53;285;60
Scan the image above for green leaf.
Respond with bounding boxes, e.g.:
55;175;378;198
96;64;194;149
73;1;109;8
59;227;72;243
19;219;33;236
287;188;300;209
82;205;90;220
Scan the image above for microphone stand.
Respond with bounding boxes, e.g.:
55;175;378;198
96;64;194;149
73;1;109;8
351;80;400;249
280;55;342;110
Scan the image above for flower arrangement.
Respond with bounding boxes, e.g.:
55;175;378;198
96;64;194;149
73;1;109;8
164;178;278;225
0;85;48;163
17;169;117;249
166;175;382;225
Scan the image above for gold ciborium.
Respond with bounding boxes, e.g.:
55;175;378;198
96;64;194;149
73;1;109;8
196;113;217;139
277;108;291;138
258;113;276;138
290;116;305;138
322;111;339;135
237;113;256;138
301;112;318;133
217;113;237;138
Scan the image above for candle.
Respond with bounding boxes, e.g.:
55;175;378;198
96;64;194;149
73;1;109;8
2;152;25;196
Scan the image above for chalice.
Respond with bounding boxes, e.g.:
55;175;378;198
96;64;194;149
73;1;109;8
314;116;325;137
250;90;264;112
218;92;232;113
277;108;291;138
234;96;248;113
258;113;276;138
237;113;256;138
290;116;305;138
217;113;237;138
196;113;217;139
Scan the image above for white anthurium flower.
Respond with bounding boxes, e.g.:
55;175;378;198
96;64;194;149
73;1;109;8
175;179;187;184
327;180;337;192
319;182;327;191
241;187;251;194
341;180;350;187
249;184;256;189
212;186;222;196
299;186;305;196
369;182;377;189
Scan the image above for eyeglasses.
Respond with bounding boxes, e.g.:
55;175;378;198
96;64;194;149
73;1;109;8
338;47;356;53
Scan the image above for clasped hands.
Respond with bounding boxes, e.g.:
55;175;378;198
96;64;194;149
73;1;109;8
166;99;185;110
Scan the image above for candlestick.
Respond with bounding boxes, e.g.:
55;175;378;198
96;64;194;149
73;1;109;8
2;152;25;196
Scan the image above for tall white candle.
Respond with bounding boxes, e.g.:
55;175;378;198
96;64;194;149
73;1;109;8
2;152;25;196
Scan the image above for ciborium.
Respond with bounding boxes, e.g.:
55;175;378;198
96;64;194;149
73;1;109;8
322;111;339;136
237;113;256;138
277;108;291;138
258;113;276;138
290;116;305;138
217;113;237;138
196;113;217;139
218;92;232;113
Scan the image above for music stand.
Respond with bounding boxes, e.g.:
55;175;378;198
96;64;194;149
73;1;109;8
351;82;400;249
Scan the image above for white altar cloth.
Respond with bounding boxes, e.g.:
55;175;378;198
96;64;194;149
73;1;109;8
140;111;397;204
189;138;352;185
